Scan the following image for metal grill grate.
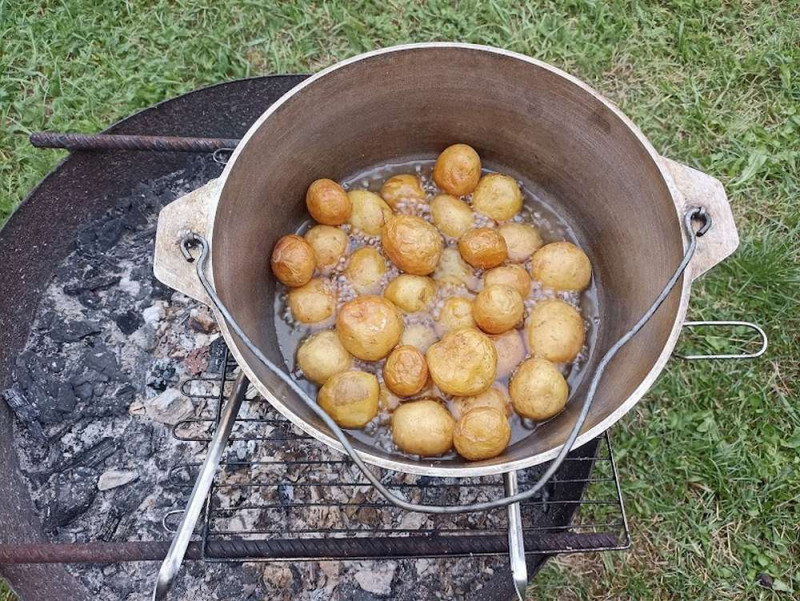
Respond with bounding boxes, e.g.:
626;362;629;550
164;345;630;561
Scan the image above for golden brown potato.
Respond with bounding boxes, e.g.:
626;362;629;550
382;215;443;276
451;386;511;420
384;275;436;313
435;296;475;335
509;358;568;421
430;194;474;238
426;328;497;396
433;247;476;288
484;264;531;298
473;284;524;334
379;383;402;412
380;174;426;208
400;323;439;352
498;223;542;262
296;330;352;385
271;234;316;287
491;329;526;378
453;406;511;461
344;247;386;293
336;296;404;360
530;241;592;291
432;144;481;196
306;178;352;226
526;299;585;363
318;370;379;428
392;399;455;456
288;278;336;324
383;345;429;397
304;225;348;271
347;190;393;236
458;228;508;269
471;174;523;221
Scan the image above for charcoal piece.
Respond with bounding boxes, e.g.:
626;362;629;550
1;386;45;439
61;437;118;471
76;291;103;309
146;358;176;391
56;383;77;413
63;275;121;296
92;382;106;397
114;309;143;335
97;509;123;542
48;466;98;528
72;376;94;401
77;215;125;255
35;311;56;331
49;319;102;343
84;344;123;379
150;276;173;300
207;336;229;373
44;356;66;374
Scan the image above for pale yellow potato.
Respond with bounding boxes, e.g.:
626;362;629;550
400;323;439;352
271;234;316;288
484;264;531;297
379;383;402;412
392;399;455;456
382;215;443;275
336;295;404;360
472;174;522;221
430;194;474;238
296;330;352;385
498;223;542;262
435;297;475;335
458;228;508;269
304;225;348;271
509;357;568;421
526;299;585;363
306;178;352;226
450;386;511;421
344;247;386;293
453;406;511;461
473;284;524;335
426;327;497;396
318;370;379;428
287;278;336;324
490;329;526;378
380;174;425;208
384;275;436;313
530;241;592;291
432;144;481;196
383;345;429;397
433;247;475;288
347;190;393;236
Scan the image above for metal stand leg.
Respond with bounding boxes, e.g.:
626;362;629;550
504;471;527;601
152;373;248;600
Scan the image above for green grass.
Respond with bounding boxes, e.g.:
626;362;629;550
2;1;799;599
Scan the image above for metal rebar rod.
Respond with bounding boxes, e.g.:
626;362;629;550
29;132;240;153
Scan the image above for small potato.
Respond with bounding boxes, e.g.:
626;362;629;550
471;174;523;221
379;383;402;412
432;144;482;196
345;247;386;293
530;241;592;291
318;370;379;428
271;234;316;287
304;225;348;271
498;223;542;262
484;264;531;297
526;299;585;363
382;215;443;275
426;328;497;396
383;345;429;397
473;285;524;335
296;330;352;385
336;296;404;360
384;275;436;313
430;194;474;238
454;406;511;461
392;399;455;456
433;247;476;288
306;179;352;226
435;297;475;335
400;323;439;352
509;358;568;421
288;278;336;324
380;174;425;208
458;228;508;269
451;386;511;421
491;329;526;378
347;190;393;236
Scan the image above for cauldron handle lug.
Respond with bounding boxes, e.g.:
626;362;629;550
660;157;739;281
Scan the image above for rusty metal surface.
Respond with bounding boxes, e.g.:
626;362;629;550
29;132;241;153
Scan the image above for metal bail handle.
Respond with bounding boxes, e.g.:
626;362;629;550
177;206;710;515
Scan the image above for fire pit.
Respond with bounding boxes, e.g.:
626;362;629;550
0;75;631;600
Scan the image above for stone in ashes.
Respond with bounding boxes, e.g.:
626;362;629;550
97;469;139;491
354;562;397;596
143;388;193;425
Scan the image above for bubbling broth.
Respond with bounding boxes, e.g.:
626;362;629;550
272;154;599;461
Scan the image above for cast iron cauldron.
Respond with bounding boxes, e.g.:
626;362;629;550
154;43;738;477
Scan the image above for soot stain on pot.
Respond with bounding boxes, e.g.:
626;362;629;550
273;158;600;458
